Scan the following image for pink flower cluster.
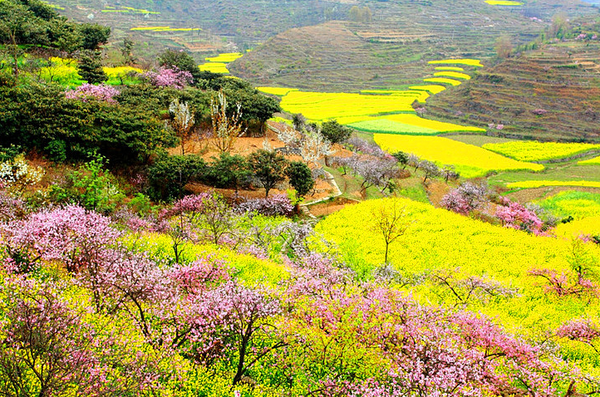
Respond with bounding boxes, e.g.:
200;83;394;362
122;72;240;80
236;194;294;217
65;83;120;103
144;67;193;89
557;319;600;343
495;201;544;235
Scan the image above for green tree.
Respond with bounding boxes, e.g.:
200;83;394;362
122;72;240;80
158;49;203;81
147;154;207;201
207;152;251;193
285;161;314;198
320;120;352;144
77;23;110;50
247;149;289;198
121;37;135;65
77;49;107;84
392;151;409;169
0;1;43;80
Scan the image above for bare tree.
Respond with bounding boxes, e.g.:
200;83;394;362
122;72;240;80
169;99;195;155
370;200;414;264
210;90;246;153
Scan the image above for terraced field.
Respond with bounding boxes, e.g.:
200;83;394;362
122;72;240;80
230;0;595;91
425;38;600;142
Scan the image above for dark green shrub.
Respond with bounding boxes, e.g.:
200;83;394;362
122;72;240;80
320;120;352;144
207;152;251;192
247;149;289;198
147;154;207;201
285;161;314;198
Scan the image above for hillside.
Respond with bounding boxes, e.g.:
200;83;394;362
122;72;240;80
229;0;598;91
424;38;600;142
50;0;354;57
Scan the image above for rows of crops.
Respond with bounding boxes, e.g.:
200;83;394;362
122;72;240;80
198;52;244;75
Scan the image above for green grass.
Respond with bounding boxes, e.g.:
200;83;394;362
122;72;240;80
349;119;438;135
489;164;600;185
534;191;600;220
446;135;516;147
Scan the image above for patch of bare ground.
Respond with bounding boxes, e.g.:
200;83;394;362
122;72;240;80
170;121;344;201
506;186;600;203
306;196;360;217
426;181;452;208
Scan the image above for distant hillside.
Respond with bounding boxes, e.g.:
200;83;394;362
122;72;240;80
51;0;353;58
424;37;600;143
229;0;597;91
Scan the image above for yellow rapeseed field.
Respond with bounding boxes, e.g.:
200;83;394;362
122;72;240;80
198;62;230;74
258;87;299;96
316;197;600;341
434;67;464;71
483;141;600;161
554;216;600;238
433;71;471;80
485;0;523;5
103;66;143;77
205;53;244;63
381;114;485;133
279;91;417;122
428;59;484;67
374;134;544;177
409;85;447;94
423;77;462;86
578;155;600;165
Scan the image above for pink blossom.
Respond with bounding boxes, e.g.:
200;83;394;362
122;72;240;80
144;67;193;89
65;83;120;103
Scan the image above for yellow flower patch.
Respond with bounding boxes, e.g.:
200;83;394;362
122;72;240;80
428;59;484;67
374;134;543;177
483;141;600;162
423;77;462;86
433;71;471;80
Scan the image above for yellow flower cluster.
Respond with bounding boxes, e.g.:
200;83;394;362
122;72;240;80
483;141;600;162
40;57;81;85
130;26;200;31
579;155;600;165
279;91;418;122
433;71;471;80
428;59;484;67
485;0;523;5
258;87;299;96
423;77;462;86
555;216;600;238
374;134;543;177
